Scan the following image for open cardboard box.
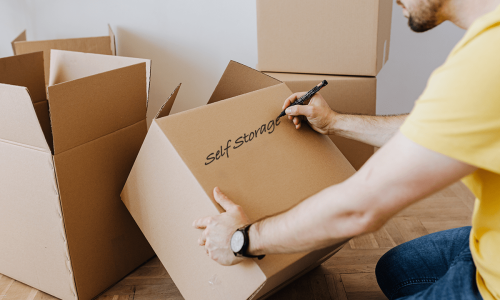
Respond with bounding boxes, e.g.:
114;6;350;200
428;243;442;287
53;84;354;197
266;72;377;170
11;25;116;85
257;0;393;76
0;50;155;300
121;61;355;300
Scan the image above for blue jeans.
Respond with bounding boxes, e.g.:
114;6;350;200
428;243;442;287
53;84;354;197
375;226;482;300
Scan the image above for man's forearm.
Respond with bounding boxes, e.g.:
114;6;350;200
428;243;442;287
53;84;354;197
248;182;371;255
246;132;475;256
330;114;408;147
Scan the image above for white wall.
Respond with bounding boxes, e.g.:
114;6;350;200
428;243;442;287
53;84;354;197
0;0;465;119
377;4;464;115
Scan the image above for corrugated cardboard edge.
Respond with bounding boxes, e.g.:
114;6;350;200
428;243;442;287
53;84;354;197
51;156;79;299
155;83;181;119
11;30;26;54
108;24;116;56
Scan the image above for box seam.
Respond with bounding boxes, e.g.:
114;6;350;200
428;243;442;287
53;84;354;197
54;118;146;156
49;155;79;299
0;138;50;153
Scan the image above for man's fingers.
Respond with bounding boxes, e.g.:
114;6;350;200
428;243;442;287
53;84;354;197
198;234;207;246
192;216;212;229
285;105;314;118
282;92;307;110
213;187;237;211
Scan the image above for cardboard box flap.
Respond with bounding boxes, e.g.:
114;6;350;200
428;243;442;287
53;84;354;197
12;27;116;86
0;52;46;103
155;83;355;285
207;61;281;104
11;30;26;54
155;83;181;119
47;63;147;154
0;84;50;152
108;24;116;56
49;49;151;102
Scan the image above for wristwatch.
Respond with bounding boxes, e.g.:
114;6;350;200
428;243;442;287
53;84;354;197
230;224;265;260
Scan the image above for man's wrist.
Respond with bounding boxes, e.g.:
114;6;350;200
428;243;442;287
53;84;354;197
326;110;341;135
247;222;264;256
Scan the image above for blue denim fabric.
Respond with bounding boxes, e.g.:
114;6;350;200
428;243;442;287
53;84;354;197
375;226;482;300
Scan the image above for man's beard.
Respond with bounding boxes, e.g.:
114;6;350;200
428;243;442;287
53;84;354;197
407;0;444;32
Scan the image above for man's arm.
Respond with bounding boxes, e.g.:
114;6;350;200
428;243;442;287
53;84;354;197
283;92;407;147
329;114;408;148
194;132;476;264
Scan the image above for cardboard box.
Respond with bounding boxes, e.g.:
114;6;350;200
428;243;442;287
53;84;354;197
257;0;393;76
11;25;116;85
266;72;376;170
0;50;155;300
121;61;354;300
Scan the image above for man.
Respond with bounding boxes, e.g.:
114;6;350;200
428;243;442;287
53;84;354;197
193;0;500;298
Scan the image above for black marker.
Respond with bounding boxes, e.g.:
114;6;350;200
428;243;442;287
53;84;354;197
277;80;328;119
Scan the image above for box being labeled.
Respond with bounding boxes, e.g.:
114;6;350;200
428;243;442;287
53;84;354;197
266;72;377;170
121;61;355;300
257;0;393;76
0;50;155;300
11;25;116;85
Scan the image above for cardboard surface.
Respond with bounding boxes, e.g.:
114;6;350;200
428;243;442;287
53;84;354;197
54;120;152;300
0;84;50;152
122;122;267;300
0;51;154;299
49;50;151;100
256;0;393;76
0;142;75;300
12;27;115;85
267;72;377;170
0;51;46;103
156;84;181;119
122;62;354;300
48;63;147;154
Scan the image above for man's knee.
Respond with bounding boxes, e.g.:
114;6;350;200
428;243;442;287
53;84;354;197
375;247;403;294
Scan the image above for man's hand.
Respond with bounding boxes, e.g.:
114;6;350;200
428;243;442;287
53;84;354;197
283;92;338;134
193;187;250;266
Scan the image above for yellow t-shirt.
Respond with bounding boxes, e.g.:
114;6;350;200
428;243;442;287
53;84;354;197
400;5;500;300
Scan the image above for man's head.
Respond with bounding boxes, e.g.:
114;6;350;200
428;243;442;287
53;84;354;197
397;0;447;32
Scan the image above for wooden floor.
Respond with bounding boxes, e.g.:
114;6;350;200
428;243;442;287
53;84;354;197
0;181;475;300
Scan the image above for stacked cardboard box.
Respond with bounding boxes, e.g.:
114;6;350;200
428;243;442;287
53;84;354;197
257;0;393;169
0;50;155;300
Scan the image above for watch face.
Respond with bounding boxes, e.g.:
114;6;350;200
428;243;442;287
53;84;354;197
231;230;245;252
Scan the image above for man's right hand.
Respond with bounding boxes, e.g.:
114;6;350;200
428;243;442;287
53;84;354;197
283;92;408;147
283;92;338;135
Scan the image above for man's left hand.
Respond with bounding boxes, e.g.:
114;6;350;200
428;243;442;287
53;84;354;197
193;187;250;266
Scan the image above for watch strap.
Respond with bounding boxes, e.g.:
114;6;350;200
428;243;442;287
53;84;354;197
234;224;265;260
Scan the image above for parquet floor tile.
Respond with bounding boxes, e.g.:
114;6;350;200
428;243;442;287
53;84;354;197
1;181;475;300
